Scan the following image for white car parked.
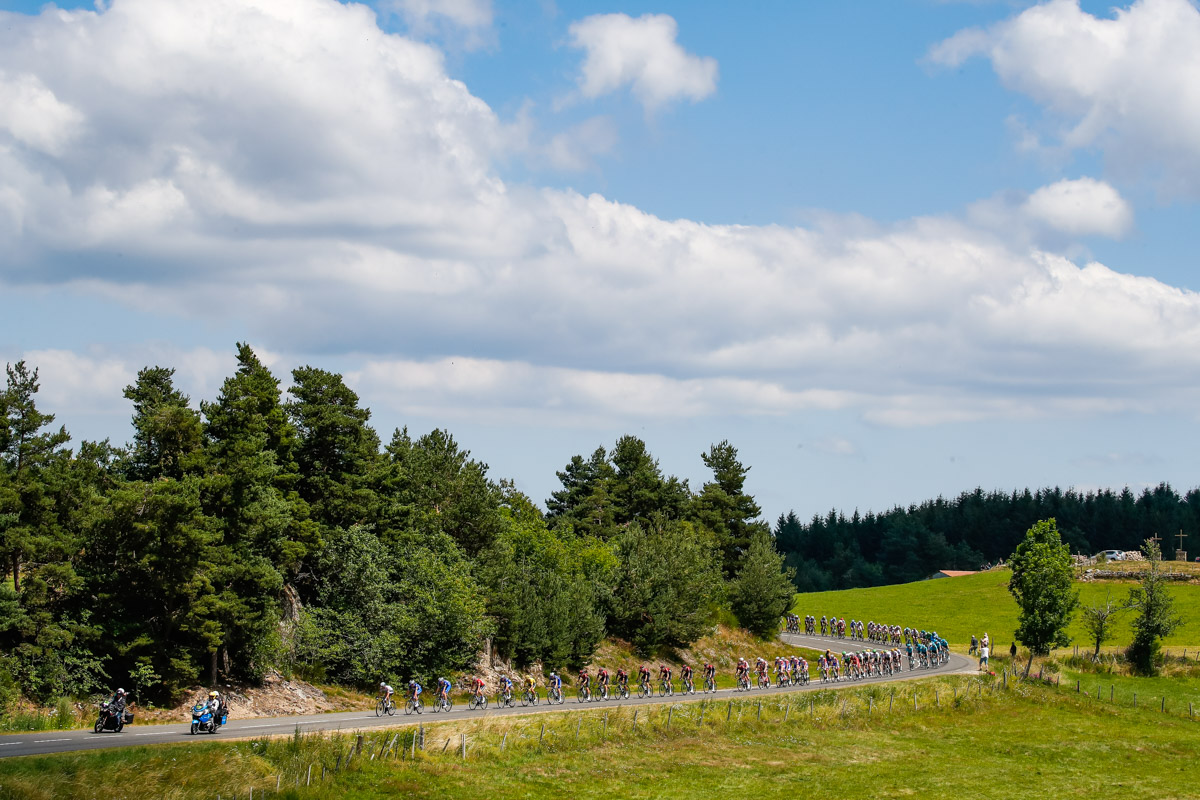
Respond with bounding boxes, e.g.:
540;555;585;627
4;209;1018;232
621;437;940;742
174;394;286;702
1101;549;1124;561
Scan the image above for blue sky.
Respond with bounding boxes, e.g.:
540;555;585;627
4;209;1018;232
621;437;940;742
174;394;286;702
2;0;1199;525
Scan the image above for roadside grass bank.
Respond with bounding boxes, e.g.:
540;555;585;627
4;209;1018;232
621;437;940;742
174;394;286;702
3;674;1198;800
792;569;1200;648
0;683;376;736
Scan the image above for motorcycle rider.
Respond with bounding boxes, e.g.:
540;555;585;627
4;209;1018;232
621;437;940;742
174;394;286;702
207;691;224;726
104;688;127;728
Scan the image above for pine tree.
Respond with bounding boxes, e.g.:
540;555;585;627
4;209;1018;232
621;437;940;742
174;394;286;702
0;362;70;593
122;366;202;481
288;367;380;530
692;440;768;578
730;532;796;638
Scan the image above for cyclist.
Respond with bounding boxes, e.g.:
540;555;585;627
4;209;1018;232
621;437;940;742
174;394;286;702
549;670;563;700
499;675;514;702
471;676;487;702
437;677;452;705
704;662;717;690
596;667;610;698
615;668;629;695
680;663;694;692
408;679;422;705
658;663;673;692
577;667;591;699
379;681;394;710
638;664;652;692
735;657;749;689
522;674;536;699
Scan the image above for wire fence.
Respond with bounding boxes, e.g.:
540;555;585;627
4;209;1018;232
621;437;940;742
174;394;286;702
207;671;1196;799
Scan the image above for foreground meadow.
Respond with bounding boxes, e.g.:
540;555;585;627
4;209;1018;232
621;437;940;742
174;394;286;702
2;674;1197;800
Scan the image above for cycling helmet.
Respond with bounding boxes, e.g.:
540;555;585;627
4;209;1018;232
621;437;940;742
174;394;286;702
380;681;386;689
116;688;126;696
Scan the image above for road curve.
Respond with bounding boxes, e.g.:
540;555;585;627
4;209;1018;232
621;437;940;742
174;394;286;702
0;636;974;760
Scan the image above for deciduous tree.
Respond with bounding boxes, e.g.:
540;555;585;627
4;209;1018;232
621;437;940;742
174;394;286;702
1008;518;1078;672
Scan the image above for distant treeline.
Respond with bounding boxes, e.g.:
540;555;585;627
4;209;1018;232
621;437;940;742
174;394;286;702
775;484;1200;591
0;345;793;705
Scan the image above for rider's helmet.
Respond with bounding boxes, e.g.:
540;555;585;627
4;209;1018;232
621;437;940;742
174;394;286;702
209;691;219;699
380;681;386;689
116;688;126;696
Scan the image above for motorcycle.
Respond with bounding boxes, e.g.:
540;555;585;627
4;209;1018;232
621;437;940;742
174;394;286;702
94;701;132;733
190;702;227;735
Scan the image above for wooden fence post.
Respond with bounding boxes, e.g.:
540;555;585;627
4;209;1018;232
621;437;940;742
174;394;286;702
461;733;466;759
540;723;545;745
727;701;732;723
667;706;673;729
756;701;761;722
889;690;894;712
784;701;790;723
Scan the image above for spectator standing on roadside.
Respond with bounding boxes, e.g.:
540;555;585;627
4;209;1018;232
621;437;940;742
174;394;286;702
1010;641;1017;663
969;634;978;656
979;644;990;670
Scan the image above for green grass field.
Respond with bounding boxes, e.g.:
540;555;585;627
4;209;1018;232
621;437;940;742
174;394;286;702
792;569;1200;650
3;675;1197;800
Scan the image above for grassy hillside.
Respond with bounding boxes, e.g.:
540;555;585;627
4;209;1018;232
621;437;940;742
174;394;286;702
585;625;824;690
791;569;1200;650
3;675;1198;799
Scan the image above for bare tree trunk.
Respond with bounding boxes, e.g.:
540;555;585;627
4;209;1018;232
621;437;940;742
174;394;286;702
210;649;218;687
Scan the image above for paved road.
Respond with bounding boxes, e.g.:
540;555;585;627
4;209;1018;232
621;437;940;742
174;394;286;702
0;635;973;759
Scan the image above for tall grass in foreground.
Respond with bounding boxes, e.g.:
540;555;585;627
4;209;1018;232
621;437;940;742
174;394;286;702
2;672;1198;800
0;698;88;733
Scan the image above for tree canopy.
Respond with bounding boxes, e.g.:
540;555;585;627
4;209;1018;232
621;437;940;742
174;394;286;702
1009;519;1078;657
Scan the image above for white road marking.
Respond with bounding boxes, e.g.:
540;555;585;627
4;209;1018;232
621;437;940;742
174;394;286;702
230;723;291;731
33;738;70;743
0;742;23;746
134;732;171;736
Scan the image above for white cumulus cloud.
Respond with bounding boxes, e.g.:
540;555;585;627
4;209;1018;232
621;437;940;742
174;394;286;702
929;0;1200;194
1023;178;1133;237
2;0;1200;435
567;13;718;111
